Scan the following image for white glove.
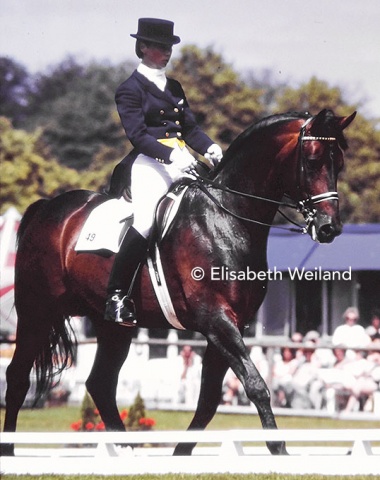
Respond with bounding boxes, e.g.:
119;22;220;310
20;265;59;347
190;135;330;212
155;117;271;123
166;164;196;182
204;143;223;166
169;148;197;172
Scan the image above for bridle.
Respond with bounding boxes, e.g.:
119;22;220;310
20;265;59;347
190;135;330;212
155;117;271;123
191;115;340;234
295;116;339;232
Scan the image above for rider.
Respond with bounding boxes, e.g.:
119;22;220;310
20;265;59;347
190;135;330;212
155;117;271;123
105;18;223;327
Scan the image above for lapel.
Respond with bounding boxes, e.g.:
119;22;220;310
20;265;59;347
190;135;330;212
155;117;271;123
133;70;181;107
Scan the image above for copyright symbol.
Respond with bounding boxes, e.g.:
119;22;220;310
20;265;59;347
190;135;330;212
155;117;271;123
191;267;205;281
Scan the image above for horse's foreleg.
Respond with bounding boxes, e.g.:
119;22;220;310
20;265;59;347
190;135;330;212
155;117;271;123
206;321;287;455
85;321;132;431
173;343;229;456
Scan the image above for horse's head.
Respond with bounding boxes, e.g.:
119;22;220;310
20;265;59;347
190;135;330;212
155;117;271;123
290;109;356;244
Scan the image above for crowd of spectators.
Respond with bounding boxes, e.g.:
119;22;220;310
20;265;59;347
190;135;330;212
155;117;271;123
2;306;379;414
222;307;380;413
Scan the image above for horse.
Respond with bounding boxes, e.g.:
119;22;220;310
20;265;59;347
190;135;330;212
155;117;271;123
2;108;356;457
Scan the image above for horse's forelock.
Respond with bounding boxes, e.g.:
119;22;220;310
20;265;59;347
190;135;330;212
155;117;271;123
311;109;349;150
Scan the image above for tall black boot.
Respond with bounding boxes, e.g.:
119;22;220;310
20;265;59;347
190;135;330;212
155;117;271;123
104;226;148;326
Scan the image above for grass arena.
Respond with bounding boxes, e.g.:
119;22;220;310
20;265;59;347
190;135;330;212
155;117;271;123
1;407;379;478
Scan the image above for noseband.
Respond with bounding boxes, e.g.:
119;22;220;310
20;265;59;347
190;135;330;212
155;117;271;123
296;117;339;231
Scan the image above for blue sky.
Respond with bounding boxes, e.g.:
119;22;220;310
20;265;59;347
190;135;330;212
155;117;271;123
1;0;379;117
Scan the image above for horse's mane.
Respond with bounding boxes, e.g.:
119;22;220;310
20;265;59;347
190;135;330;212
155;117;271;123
212;112;310;177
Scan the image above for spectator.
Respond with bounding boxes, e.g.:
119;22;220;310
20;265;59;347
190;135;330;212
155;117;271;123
341;349;378;412
304;330;335;368
368;338;380;369
222;369;247;406
366;309;380;340
176;345;202;406
221;347;270;406
272;346;299;407
250;346;269;384
318;347;355;412
332;307;371;357
367;337;380;392
289;342;322;409
291;331;304;360
319;346;378;412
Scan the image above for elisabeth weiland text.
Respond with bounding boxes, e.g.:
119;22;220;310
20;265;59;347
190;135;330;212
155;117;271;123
211;266;352;282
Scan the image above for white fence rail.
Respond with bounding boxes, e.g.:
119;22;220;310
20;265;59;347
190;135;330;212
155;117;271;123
1;429;379;476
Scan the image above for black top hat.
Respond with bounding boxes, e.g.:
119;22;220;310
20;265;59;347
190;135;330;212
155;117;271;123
130;18;181;45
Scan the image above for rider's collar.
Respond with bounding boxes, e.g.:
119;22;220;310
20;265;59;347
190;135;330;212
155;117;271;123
138;63;167;91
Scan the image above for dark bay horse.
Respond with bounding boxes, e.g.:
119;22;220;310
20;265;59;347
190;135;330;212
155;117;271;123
2;109;355;457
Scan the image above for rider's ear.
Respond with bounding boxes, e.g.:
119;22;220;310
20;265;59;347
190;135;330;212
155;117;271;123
140;42;149;54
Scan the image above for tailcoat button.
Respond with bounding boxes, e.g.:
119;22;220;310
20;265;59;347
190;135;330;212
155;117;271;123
174;108;179;113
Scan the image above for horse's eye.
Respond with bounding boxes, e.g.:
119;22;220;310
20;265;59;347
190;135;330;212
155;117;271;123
306;156;323;169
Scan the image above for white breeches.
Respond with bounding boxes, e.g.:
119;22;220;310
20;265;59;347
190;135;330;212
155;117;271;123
131;152;187;238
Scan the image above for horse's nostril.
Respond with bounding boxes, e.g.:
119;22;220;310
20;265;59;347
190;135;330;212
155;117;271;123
318;224;340;243
321;224;334;235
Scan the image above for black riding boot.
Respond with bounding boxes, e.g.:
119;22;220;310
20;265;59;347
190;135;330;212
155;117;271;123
105;226;148;326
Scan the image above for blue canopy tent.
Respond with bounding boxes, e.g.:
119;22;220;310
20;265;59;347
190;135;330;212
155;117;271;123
255;224;380;336
267;224;380;271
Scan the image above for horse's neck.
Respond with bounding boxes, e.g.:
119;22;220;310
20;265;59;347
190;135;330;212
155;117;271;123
208;155;280;253
216;146;283;210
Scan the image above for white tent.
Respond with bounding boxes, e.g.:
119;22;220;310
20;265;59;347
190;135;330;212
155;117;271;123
0;207;21;336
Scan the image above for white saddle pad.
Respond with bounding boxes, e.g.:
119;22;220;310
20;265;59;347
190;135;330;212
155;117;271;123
75;197;133;253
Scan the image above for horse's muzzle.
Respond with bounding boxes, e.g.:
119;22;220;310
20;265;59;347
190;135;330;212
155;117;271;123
311;220;342;244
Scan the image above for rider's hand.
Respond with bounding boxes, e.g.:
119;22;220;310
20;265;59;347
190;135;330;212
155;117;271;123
204;143;223;166
166;163;196;182
169;148;197;172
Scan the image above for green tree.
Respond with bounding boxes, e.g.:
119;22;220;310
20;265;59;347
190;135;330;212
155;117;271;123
124;392;146;431
2;52;379;223
0;117;82;214
0;57;31;126
275;76;352;115
338;113;380;222
169;46;265;149
22;57;132;170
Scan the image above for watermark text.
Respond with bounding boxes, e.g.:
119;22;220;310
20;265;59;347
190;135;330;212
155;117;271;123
190;266;352;282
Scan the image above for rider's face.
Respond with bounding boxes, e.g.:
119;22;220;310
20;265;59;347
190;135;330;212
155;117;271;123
141;42;173;69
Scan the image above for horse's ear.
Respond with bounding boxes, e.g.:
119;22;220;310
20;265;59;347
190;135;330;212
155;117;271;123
337;111;356;131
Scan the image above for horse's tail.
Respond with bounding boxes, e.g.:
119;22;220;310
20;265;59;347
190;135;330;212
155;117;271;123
16;198;77;405
34;317;77;405
16;199;49;245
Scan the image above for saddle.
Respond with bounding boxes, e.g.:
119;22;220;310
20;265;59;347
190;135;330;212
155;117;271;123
153;180;191;243
75;181;190;253
74;182;191;330
75;158;212;328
